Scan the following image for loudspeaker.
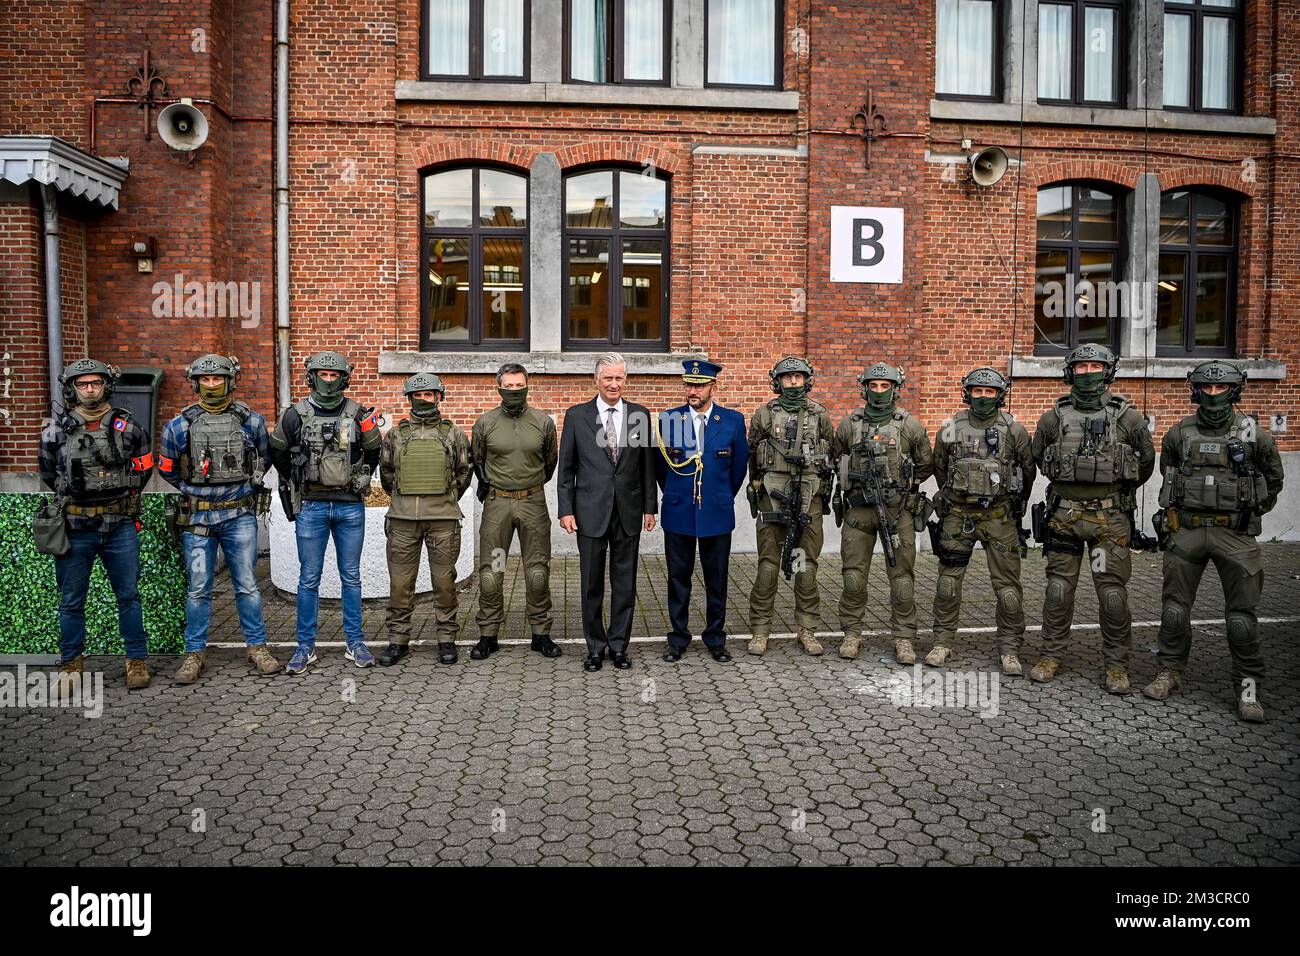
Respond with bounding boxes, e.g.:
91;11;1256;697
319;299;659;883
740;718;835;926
969;146;1009;187
158;100;209;152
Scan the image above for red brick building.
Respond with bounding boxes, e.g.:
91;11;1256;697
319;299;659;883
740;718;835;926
3;0;1297;541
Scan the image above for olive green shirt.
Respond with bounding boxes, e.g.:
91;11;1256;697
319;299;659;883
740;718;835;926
748;399;836;499
471;404;557;491
1032;391;1155;502
933;409;1036;505
380;415;471;521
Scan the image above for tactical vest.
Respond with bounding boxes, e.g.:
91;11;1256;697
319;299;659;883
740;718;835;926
844;410;915;506
1158;414;1268;515
393;417;453;496
942;411;1023;505
755;401;830;504
1041;395;1141;486
65;408;144;497
180;402;259;485
296;397;369;490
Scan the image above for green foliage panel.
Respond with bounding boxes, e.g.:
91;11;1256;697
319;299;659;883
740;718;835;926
0;495;186;654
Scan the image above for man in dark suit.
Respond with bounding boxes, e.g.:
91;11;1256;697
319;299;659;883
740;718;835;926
655;360;749;663
558;353;658;671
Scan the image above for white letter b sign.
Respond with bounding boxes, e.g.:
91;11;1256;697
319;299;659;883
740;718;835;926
830;206;904;284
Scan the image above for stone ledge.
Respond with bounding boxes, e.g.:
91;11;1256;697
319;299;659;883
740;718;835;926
930;99;1278;136
1011;355;1287;380
397;80;800;112
378;350;705;376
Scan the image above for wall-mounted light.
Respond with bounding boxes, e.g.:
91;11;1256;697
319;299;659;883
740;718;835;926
131;235;156;273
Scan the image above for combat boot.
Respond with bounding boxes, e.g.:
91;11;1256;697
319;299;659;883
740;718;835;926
174;651;206;685
247;645;282;675
470;635;499;660
1028;657;1061;683
438;642;458;665
839;632;862;660
377;642;409;667
1000;654;1023;676
797;628;824;656
54;655;84;699
747;632;769;656
125;659;151;690
1104;667;1131;694
1142;669;1181;700
894;639;916;665
924;644;953;667
1238;693;1265;723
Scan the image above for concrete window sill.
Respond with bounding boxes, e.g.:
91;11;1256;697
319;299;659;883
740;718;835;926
397;80;800;112
930;99;1277;137
1010;355;1286;380
378;350;705;376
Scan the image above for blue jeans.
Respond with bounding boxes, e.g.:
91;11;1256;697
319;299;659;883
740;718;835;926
295;499;365;648
183;513;268;653
55;521;149;661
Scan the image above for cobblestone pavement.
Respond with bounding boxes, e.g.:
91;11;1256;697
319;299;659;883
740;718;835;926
3;545;1298;866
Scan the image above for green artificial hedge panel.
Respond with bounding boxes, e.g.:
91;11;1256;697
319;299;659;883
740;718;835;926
0;494;186;654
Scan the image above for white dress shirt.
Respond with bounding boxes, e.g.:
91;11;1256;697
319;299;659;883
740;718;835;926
692;402;713;451
596;397;625;454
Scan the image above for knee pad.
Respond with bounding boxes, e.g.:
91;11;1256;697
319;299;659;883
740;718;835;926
1045;578;1068;608
479;570;503;598
794;568;817;591
756;560;779;590
1099;585;1128;621
891;576;913;607
937;575;959;600
1226;612;1254;643
1161;602;1187;633
844;570;867;594
996;587;1020;615
525;564;549;596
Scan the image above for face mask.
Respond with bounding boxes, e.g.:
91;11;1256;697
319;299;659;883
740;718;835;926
1072;370;1107;396
777;385;807;410
198;381;231;410
970;396;1000;419
411;397;441;419
312;374;345;408
1198;390;1233;427
499;387;528;412
865;389;895;420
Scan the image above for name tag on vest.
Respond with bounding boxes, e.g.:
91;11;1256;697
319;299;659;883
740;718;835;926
1199;442;1221;454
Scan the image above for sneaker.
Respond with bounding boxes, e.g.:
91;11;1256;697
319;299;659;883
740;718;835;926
1142;669;1181;701
247;644;283;675
894;639;916;666
345;641;375;668
796;628;824;656
1104;667;1131;695
924;644;953;667
286;646;318;676
1000;654;1023;676
1029;657;1061;683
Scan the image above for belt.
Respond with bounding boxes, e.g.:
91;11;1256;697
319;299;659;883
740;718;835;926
66;498;135;516
491;484;544;500
1180;512;1240;528
1054;495;1122;512
191;492;259;511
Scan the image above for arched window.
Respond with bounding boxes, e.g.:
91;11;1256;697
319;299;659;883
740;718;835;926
562;167;669;350
421;166;528;350
1157;188;1237;356
1034;182;1123;353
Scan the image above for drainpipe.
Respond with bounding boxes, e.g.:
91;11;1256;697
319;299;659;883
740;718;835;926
39;183;64;408
275;0;291;411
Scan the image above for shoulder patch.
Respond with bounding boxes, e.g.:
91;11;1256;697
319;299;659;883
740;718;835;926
112;416;128;431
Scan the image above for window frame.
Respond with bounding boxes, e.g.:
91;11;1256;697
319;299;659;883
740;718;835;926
420;0;532;82
1033;180;1126;356
1035;0;1125;108
562;0;672;87
1156;188;1238;358
561;165;672;353
1162;0;1243;115
934;0;1004;102
703;0;786;91
419;164;531;351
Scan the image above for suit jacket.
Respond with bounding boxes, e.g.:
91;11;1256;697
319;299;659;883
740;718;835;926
655;403;748;537
558;398;658;537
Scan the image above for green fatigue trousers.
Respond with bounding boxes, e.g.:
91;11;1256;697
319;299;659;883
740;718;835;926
385;516;461;644
931;507;1024;656
1157;526;1265;690
1040;504;1132;668
749;497;824;635
839;504;917;640
474;491;553;638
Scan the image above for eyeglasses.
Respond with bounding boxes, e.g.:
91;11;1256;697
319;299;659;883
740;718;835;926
74;380;105;391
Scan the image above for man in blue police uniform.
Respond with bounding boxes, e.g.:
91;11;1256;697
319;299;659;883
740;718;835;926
655;359;749;662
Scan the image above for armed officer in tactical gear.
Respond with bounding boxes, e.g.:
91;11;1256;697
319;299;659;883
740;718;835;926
38;359;155;691
927;367;1034;674
832;363;934;663
1029;344;1155;692
1143;361;1283;723
158;354;280;683
270;351;383;675
470;363;560;661
377;373;471;666
746;356;835;656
